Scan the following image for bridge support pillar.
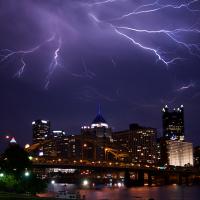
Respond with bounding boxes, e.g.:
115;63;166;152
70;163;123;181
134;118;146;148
137;171;144;186
124;170;131;187
148;172;153;186
185;175;189;185
178;174;183;185
164;174;170;185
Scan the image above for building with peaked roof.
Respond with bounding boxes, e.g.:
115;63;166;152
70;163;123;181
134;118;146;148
10;137;17;144
80;105;112;161
81;105;111;138
91;105;109;129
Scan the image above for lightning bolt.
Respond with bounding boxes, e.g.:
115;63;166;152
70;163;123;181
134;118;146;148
114;26;200;59
14;58;26;78
111;0;199;20
89;0;117;6
111;57;117;67
0;34;56;78
113;27;183;65
1;0;200;86
88;0;200;65
0;34;64;89
89;13;183;65
44;37;62;89
70;58;96;79
177;82;195;92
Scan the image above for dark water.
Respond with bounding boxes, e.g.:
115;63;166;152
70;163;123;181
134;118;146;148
80;185;200;200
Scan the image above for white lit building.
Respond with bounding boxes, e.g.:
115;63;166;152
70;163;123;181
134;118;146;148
32;119;50;157
32;119;50;144
81;106;111;138
166;140;193;166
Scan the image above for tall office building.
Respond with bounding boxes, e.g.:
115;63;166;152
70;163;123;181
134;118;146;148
81;106;112;138
162;105;184;141
32;120;50;144
43;130;68;159
81;106;112;161
113;124;159;165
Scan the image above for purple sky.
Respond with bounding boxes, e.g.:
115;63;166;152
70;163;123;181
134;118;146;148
0;0;200;148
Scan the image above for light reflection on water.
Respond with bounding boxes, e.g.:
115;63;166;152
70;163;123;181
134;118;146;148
80;185;200;200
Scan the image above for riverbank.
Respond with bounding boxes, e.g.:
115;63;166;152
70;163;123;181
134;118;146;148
0;192;55;200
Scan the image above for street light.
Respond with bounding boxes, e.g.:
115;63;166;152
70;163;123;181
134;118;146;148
105;148;108;161
25;144;30;149
82;179;89;187
51;180;56;192
24;171;30;177
28;156;33;161
0;173;4;177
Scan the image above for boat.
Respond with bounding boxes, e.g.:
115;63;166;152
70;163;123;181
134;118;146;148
55;190;86;200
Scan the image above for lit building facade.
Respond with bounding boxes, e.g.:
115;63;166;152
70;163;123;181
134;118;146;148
43;130;68;159
81;108;112;138
32;119;51;157
162;105;184;141
81;108;112;161
32;120;50;144
64;134;81;160
166;140;193;167
113;124;159;165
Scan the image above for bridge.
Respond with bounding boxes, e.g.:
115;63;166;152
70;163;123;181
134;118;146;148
26;136;130;161
26;139;200;186
32;160;199;186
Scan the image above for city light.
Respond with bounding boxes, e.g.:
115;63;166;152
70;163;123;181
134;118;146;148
117;182;122;187
82;179;89;187
24;171;30;177
83;144;87;147
25;144;30;149
39;152;44;157
28;156;33;161
1;0;200;197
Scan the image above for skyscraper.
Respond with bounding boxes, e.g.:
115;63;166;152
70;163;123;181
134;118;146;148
43;130;68;159
162;105;184;141
32;120;50;144
81;105;112;138
113;123;159;165
81;105;112;161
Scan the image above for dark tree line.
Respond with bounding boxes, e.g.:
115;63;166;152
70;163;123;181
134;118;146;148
0;142;46;194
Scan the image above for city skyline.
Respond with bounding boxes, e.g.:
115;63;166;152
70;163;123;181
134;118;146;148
1;1;200;198
1;0;200;147
0;104;194;146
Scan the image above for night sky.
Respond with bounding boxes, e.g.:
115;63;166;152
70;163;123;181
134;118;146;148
0;0;200;148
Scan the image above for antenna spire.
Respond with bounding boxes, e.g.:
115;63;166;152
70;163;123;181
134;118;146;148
98;104;101;115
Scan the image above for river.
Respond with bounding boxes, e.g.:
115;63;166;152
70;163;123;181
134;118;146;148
79;185;200;200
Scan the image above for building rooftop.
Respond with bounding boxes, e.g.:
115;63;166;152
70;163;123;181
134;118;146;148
92;113;107;124
91;105;108;128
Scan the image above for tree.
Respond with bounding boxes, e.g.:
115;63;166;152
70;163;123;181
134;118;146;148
0;174;19;192
0;143;47;194
0;143;32;176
